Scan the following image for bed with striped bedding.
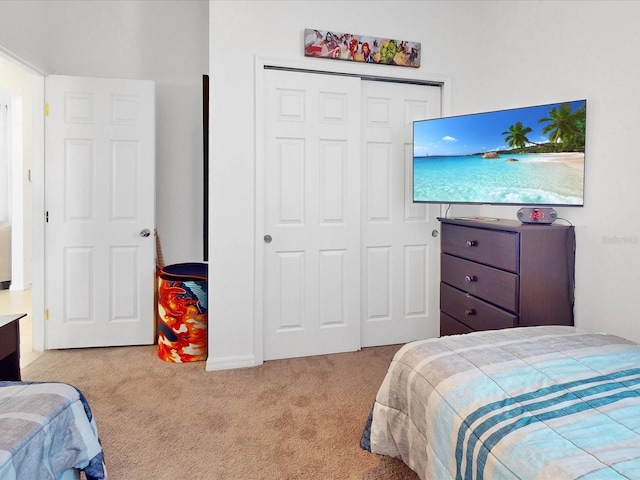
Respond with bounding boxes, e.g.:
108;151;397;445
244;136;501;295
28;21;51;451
0;381;106;480
360;326;640;479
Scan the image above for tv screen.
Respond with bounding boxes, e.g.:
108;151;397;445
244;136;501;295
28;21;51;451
412;100;586;206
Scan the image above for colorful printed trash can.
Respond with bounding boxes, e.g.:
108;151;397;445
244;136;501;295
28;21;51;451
157;262;208;363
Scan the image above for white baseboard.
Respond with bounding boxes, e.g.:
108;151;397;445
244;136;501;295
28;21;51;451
9;282;27;292
205;354;260;371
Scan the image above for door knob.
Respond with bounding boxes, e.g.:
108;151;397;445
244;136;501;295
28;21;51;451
264;235;272;244
139;228;151;237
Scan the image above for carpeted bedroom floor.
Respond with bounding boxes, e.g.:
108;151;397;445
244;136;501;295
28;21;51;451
22;343;419;479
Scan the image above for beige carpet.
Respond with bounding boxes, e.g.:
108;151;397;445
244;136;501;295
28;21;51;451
22;344;420;480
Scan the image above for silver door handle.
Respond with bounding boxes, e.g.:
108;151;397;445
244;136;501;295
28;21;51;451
140;228;151;237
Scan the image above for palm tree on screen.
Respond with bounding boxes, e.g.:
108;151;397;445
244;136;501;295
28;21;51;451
538;103;586;151
502;121;533;152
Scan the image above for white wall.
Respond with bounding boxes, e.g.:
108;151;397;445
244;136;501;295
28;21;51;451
209;0;640;368
0;0;209;265
451;1;640;343
0;87;11;222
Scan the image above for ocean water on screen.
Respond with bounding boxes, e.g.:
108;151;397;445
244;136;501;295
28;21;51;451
413;154;584;205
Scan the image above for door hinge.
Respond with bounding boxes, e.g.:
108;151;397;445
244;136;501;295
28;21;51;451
45;309;49;320
45;103;50;117
45;211;49;223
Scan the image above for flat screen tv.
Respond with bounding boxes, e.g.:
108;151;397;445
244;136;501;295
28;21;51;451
412;99;586;206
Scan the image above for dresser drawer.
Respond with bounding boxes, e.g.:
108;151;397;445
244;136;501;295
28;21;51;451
440;283;517;331
0;318;18;361
441;223;519;272
441;253;519;312
440;312;473;336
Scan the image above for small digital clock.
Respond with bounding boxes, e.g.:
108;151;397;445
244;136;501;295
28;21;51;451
517;207;558;224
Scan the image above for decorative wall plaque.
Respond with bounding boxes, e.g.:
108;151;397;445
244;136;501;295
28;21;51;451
304;28;421;68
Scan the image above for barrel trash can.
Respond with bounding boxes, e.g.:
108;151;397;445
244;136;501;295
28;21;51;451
157;262;208;363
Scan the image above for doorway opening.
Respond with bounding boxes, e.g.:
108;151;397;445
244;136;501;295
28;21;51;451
0;89;38;366
0;46;46;362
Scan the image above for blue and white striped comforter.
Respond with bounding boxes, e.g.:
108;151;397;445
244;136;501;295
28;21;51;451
0;381;106;480
361;326;640;479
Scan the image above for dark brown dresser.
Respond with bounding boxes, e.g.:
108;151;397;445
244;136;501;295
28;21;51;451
438;217;575;336
0;314;25;381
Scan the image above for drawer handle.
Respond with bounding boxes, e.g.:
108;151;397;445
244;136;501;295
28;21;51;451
465;275;477;283
466;240;477;247
464;309;476;316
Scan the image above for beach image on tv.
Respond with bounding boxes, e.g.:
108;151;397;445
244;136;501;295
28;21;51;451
413;100;586;205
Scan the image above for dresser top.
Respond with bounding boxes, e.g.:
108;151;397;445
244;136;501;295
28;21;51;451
0;314;26;329
438;217;574;232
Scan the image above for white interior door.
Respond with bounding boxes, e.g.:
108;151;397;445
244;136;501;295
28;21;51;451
361;80;441;346
262;69;361;361
45;75;155;349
